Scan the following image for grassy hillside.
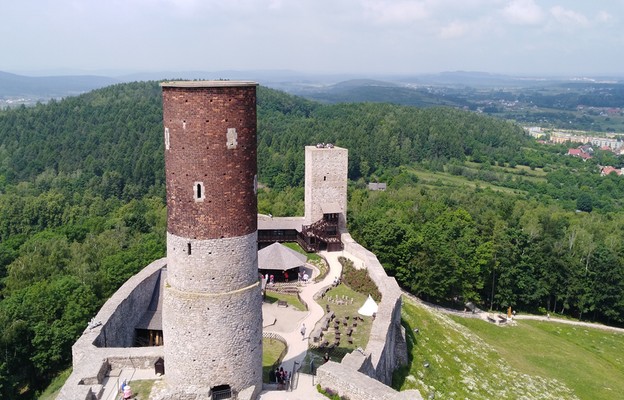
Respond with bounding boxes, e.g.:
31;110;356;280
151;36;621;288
395;297;624;399
452;317;624;400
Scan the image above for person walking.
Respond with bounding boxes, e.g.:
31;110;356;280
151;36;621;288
300;323;306;340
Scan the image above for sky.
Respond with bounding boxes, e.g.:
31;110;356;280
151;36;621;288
2;0;624;77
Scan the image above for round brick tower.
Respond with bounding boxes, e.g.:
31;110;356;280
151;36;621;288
160;81;262;399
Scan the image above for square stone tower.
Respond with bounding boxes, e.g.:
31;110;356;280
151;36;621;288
304;145;348;230
160;81;262;399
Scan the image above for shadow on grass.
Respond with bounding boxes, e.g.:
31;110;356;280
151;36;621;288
391;316;418;390
263;338;288;383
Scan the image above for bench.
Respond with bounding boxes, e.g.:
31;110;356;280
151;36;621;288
277;300;288;307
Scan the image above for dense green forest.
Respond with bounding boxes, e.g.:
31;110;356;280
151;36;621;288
0;81;623;398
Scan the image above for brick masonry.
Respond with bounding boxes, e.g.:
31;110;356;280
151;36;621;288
162;82;258;240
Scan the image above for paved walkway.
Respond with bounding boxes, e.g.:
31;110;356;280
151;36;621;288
258;250;347;399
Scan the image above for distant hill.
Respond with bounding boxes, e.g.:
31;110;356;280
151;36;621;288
287;78;465;107
0;71;119;100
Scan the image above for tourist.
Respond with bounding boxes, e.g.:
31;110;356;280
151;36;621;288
278;367;285;389
300;323;306;339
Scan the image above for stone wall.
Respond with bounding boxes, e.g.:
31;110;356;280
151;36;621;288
304;146;348;228
90;261;163;349
57;258;167;400
162;280;263;395
339;233;407;383
317;361;422;400
166;231;259;293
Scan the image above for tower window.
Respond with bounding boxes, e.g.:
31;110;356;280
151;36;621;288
324;176;327;181
187;242;192;255
164;127;170;150
194;182;205;202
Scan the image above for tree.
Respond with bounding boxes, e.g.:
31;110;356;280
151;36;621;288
576;192;593;212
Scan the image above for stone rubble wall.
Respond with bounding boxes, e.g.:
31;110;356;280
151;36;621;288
317;361;423;400
304;146;348;228
56;258;167;400
340;233;407;383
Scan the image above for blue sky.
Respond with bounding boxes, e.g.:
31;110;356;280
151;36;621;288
2;0;623;77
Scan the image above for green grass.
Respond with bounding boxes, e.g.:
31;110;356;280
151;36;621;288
406;166;525;195
464;160;549;181
127;380;155;399
451;317;624;400
394;298;579;399
283;242;322;262
300;284;374;372
38;368;71;400
265;291;306;311
263;337;287;382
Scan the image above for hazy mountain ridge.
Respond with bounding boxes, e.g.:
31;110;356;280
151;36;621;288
0;71;119;100
5;69;622;103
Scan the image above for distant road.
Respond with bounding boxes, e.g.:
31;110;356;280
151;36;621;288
514;314;624;334
402;291;624;334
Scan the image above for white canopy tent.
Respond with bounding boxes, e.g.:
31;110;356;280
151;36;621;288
357;295;379;317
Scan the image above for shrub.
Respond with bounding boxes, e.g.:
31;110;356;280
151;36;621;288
317;384;350;400
338;257;382;302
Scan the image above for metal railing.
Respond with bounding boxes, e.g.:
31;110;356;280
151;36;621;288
212;387;232;399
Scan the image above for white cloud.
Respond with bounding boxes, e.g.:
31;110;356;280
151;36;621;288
595;11;613;23
440;21;468;39
550;6;589;26
361;0;429;24
502;0;544;25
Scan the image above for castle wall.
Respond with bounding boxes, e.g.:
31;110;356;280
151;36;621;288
90;264;162;349
304;146;348;229
57;259;166;400
317;361;423;400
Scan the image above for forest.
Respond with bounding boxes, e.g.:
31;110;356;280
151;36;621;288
0;81;623;398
